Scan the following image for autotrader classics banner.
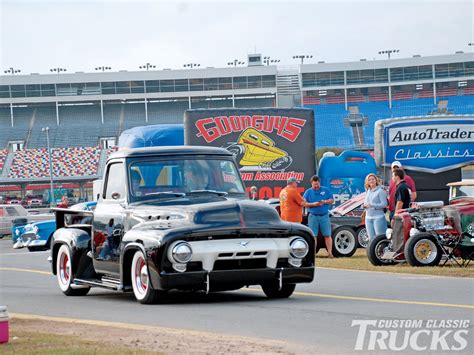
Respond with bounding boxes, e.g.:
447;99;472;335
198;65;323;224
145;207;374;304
374;116;474;173
184;108;316;199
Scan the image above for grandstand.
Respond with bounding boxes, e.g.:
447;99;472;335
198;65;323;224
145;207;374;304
0;52;473;200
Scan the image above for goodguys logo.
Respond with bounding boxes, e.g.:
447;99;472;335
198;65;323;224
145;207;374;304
195;115;306;143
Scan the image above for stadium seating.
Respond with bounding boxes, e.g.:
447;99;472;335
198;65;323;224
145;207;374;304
8;146;101;179
148;101;187;124
0;149;7;173
304;93;473;148
234;97;275;108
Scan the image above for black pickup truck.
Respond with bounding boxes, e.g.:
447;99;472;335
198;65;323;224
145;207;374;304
50;146;315;304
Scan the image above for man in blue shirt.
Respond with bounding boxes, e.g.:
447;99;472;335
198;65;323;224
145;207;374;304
303;175;334;257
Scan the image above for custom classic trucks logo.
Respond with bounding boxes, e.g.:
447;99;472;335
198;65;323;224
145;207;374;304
384;119;474;173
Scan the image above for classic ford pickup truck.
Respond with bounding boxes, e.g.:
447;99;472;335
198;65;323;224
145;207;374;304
50;146;315;304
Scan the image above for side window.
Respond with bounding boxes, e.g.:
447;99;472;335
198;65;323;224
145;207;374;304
105;163;125;200
5;207;20;216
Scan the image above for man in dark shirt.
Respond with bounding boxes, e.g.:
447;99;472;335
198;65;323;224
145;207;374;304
392;168;411;212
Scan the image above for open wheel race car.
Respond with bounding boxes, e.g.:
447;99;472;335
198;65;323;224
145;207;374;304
367;199;474;267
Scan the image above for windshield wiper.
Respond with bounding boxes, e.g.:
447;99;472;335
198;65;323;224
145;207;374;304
186;190;228;197
132;192;186;206
143;191;185;198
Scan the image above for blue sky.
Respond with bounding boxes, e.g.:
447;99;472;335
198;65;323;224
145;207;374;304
1;0;472;74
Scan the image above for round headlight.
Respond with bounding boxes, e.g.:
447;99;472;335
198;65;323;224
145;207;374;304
33;226;39;234
289;238;309;259
172;242;192;263
15;229;20;236
386;228;393;240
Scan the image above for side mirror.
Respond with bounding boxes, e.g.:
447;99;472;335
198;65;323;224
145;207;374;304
111;192;121;200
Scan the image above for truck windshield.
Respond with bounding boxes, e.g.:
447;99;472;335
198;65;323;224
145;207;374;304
128;158;245;202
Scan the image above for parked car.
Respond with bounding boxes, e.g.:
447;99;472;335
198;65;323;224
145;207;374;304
368;180;474;267
49;146;315;303
0;204;52;237
13;201;97;251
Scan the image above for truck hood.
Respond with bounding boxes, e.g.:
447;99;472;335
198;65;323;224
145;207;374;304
128;199;282;231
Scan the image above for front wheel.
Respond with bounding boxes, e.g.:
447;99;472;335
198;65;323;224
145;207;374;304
367;234;395;266
56;244;90;296
404;233;442;267
332;227;358;257
131;250;165;304
357;227;369;249
261;283;296;299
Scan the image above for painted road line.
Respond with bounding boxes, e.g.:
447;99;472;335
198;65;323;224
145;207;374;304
3;267;473;310
316;266;474;280
0;252;47;256
242;288;474;309
0;267;50;275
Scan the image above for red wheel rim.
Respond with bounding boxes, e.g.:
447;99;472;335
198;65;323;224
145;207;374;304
59;252;70;285
134;256;148;294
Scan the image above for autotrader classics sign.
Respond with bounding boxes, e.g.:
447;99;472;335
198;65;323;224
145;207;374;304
184;108;316;199
374;116;474;173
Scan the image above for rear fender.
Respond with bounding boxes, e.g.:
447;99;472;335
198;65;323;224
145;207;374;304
51;227;91;275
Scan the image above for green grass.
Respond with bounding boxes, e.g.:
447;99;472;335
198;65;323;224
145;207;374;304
316;249;474;277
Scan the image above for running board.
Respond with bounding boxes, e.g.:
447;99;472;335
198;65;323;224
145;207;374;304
74;277;125;291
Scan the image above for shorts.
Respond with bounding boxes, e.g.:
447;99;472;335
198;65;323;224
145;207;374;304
308;214;331;237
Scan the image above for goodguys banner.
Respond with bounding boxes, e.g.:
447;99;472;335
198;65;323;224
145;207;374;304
374;115;474;173
184;108;315;199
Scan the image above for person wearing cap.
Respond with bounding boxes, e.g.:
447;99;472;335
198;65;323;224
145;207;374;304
279;177;305;223
388;161;416;220
303;175;334;257
392;168;411;212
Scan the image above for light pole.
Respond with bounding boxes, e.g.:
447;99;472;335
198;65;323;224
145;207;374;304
139;63;156;70
42;127;55;207
50;67;67;74
292;55;313;65
378;49;399;60
183;63;200;69
227;59;244;67
263;56;280;66
4;67;21;75
95;66;111;72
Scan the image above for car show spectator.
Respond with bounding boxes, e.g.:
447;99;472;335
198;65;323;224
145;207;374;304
303;175;334;257
392;169;411;212
57;195;69;208
279;177;305;223
249;186;258;200
363;173;388;242
388;161;416;220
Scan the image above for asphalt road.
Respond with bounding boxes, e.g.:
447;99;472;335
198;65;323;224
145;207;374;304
0;239;473;354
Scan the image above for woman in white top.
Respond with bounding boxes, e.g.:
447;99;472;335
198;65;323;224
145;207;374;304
363;173;388;242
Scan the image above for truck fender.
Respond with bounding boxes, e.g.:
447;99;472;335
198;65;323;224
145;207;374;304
51;227;91;275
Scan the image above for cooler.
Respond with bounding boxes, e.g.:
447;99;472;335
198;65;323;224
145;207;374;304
0;306;8;344
319;150;376;206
